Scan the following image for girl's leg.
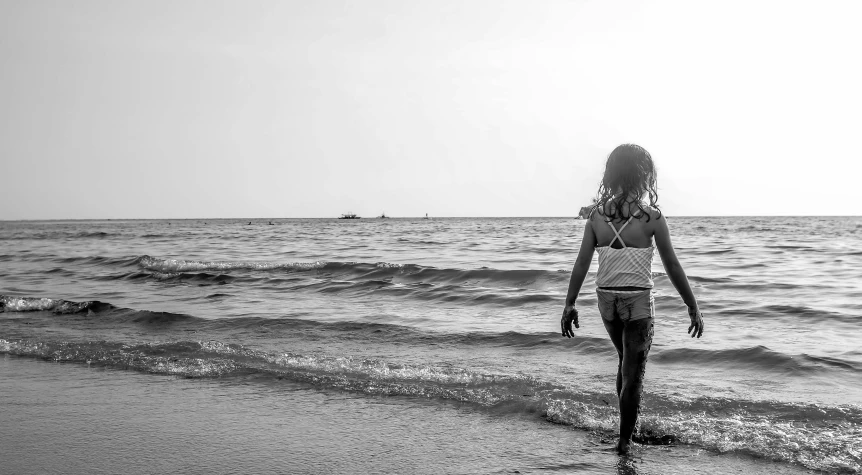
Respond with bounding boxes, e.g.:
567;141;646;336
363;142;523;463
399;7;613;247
617;317;654;453
601;317;624;397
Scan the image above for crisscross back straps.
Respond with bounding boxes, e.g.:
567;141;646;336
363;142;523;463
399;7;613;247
607;216;633;248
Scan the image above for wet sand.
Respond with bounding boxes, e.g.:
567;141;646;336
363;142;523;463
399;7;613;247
0;356;814;475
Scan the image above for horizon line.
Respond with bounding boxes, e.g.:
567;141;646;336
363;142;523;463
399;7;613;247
2;215;860;222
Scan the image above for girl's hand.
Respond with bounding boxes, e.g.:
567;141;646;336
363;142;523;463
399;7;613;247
561;305;579;338
687;306;704;338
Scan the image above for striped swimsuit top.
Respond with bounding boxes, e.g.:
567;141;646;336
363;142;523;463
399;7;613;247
595;216;654;288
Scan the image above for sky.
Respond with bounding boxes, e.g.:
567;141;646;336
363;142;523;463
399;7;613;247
1;0;860;219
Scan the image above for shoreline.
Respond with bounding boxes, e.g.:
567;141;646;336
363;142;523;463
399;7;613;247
0;355;815;475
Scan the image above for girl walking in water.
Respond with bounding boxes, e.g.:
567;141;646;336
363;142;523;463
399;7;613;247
560;144;705;454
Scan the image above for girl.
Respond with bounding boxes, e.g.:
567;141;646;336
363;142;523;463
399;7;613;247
560;144;705;455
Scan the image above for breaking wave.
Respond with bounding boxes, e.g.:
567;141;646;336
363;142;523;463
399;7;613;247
0;335;859;473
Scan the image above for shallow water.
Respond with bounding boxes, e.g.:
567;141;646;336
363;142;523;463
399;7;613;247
0;356;815;475
1;217;860;473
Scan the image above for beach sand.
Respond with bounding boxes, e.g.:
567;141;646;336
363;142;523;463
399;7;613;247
0;355;814;475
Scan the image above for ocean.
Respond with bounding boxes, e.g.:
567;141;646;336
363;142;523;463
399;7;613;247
1;216;860;474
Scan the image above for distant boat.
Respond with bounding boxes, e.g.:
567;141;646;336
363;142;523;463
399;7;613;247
339;213;360;219
423;213;430;220
377;212;390;219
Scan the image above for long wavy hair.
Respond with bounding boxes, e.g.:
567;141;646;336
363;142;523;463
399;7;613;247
593;144;661;222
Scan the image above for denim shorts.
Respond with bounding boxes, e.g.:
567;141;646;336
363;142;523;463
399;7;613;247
596;289;654;322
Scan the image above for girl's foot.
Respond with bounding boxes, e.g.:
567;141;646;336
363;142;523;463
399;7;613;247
617;439;631;455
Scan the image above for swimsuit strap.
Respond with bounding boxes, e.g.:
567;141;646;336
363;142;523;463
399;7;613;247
607;216;633;248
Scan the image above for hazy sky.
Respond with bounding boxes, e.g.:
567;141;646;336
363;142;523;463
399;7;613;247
1;0;860;219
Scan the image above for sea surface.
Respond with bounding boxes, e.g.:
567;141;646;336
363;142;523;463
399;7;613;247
1;217;860;473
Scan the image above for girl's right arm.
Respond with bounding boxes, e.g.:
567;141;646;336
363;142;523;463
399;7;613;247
653;215;705;338
561;220;596;337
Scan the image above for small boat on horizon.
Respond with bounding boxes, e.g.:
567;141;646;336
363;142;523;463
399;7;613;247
378;212;390;219
339;213;361;219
